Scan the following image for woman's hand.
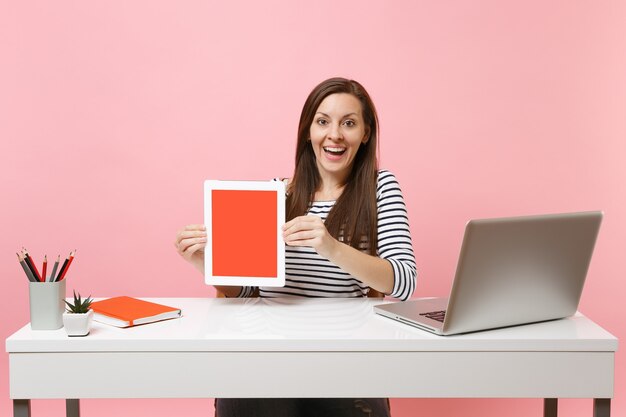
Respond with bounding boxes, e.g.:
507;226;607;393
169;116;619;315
174;224;207;273
282;215;339;259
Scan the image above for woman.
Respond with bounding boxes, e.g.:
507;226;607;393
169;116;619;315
175;77;417;416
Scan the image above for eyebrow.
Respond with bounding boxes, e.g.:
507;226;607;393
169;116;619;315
315;112;359;118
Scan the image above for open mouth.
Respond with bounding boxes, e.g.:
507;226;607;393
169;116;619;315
323;146;346;157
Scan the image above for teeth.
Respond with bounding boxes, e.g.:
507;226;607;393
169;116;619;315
324;147;346;154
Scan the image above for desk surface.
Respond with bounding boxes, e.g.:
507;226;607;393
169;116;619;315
6;298;619;402
6;297;618;353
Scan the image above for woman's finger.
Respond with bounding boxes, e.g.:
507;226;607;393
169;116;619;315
284;230;319;243
177;236;207;254
283;216;324;235
185;224;206;231
179;242;205;260
176;229;207;245
175;224;206;239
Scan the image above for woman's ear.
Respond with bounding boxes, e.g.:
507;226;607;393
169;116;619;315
362;128;371;144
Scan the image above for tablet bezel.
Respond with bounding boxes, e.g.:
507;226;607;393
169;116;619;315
203;180;286;287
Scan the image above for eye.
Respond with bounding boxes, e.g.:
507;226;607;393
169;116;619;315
316;118;328;126
343;119;356;127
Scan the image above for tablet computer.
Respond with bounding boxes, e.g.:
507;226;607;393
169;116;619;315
204;180;286;287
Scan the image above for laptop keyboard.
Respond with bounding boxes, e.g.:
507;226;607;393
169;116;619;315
420;310;446;322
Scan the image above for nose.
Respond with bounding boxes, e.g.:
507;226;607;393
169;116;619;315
327;122;343;141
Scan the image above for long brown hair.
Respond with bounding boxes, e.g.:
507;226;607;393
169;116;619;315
287;77;379;256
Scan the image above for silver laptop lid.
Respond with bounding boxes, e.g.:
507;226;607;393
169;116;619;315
442;211;602;335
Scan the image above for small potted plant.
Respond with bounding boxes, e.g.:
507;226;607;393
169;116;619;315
63;291;94;337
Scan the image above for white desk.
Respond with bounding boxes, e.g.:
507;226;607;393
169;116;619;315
6;298;618;417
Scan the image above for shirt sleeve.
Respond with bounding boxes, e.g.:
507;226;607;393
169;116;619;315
237;286;257;298
376;170;417;300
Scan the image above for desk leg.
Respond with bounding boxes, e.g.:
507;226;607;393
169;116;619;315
66;399;80;417
543;398;557;417
593;399;610;417
13;399;31;417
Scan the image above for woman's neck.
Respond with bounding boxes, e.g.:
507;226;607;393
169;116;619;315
314;180;345;202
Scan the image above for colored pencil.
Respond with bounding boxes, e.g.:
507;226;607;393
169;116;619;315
58;250;76;281
55;254;70;282
22;248;43;282
49;255;60;282
42;255;47;282
17;253;37;282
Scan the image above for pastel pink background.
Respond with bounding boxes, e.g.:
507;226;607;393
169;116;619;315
1;1;624;416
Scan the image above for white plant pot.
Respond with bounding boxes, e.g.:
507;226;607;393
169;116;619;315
63;310;93;337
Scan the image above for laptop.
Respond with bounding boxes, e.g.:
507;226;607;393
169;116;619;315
374;211;603;335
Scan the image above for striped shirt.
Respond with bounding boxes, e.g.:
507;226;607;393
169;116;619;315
238;170;417;301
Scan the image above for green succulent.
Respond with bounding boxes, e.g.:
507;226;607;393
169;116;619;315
65;291;93;314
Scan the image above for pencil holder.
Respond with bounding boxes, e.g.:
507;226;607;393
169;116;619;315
28;280;66;330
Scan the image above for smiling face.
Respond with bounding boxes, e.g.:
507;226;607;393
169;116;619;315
309;93;370;185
